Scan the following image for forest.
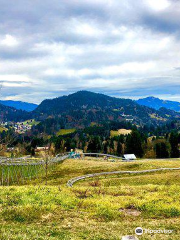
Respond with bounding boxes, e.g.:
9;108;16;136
1;119;180;159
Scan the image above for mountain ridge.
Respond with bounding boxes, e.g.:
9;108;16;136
0;103;30;122
0;100;38;112
1;91;180;125
136;96;180;112
33;91;180;128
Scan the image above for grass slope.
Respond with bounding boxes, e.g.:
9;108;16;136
0;158;180;239
0;126;8;132
22;119;40;126
110;129;132;137
57;129;76;136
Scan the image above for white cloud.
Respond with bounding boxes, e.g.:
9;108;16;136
0;34;19;47
73;21;103;37
0;0;179;102
0;75;31;82
146;0;171;11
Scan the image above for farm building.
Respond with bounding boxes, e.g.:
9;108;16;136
35;146;49;152
122;154;136;161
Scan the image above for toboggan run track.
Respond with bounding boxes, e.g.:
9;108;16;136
67;167;180;187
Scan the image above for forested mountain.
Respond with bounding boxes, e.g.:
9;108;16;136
1;91;180;159
0;104;30;122
0;100;38;112
33;91;180;128
136;97;180;112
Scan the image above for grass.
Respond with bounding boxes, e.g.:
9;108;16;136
110;129;132;137
22;119;40;126
57;129;76;136
0;158;180;239
0;126;8;132
149;114;166;121
0;164;45;185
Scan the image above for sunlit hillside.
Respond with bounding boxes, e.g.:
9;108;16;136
1;158;180;240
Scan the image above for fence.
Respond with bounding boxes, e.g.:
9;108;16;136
0;154;69;186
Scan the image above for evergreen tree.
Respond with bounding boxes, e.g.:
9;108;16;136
125;130;143;157
88;136;102;153
155;142;169;158
169;132;179;158
109;139;115;154
103;142;108;154
117;140;122;156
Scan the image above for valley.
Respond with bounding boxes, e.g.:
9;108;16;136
0;91;180;239
2;0;180;239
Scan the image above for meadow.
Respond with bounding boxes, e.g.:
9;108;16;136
0;126;8;132
56;129;76;136
110;129;132;137
22;119;40;126
0;163;45;185
0;158;180;239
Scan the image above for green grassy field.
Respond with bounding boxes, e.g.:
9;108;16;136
0;164;45;185
22;119;40;126
110;129;132;137
0;158;180;239
57;129;76;136
0;126;8;132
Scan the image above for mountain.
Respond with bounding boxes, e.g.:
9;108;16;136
0;100;38;112
33;91;180;128
136;97;180;112
0;104;30;122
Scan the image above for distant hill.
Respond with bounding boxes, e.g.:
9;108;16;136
1;92;179;125
33;91;180;128
0;100;38;112
136;97;180;112
0;104;30;122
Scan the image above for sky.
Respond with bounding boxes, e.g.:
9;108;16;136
0;0;180;104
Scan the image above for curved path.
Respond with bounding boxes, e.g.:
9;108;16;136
82;153;180;162
67;167;180;187
83;153;122;159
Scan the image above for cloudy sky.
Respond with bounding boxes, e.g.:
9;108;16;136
0;0;180;103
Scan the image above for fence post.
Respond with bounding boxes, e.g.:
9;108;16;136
1;165;3;186
45;156;48;185
7;164;9;186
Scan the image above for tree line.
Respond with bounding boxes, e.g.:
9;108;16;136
1;121;180;158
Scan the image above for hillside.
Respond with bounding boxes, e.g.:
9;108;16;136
137;96;180;112
1;91;179;127
0;104;30;122
0;100;38;112
1;158;180;239
34;91;180;128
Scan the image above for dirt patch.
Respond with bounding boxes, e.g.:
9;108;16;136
119;209;141;216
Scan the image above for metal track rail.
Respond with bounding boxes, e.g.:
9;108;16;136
67;167;180;187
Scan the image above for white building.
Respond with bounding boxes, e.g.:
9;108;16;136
122;154;136;161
